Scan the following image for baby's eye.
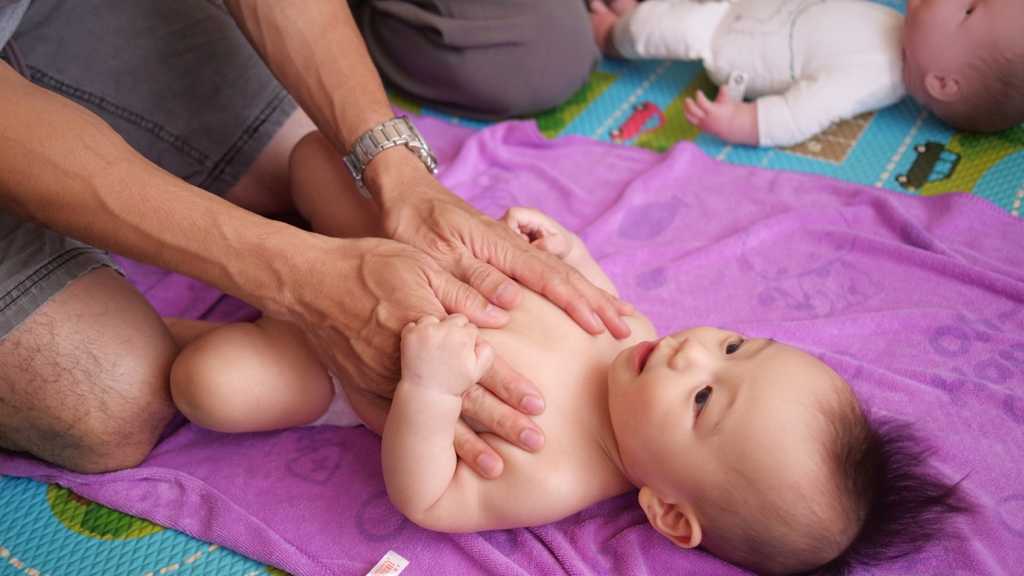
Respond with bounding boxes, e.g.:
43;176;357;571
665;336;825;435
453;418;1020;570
965;5;975;15
725;338;745;355
695;386;713;415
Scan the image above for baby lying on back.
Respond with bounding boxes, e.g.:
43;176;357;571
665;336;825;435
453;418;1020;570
591;0;1024;147
169;132;967;574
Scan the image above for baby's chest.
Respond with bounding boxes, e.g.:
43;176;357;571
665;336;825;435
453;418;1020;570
479;418;629;523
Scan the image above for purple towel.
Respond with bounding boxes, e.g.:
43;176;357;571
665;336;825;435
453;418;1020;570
3;119;1023;575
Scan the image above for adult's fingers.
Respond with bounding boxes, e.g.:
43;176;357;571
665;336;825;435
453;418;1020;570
454;419;504;479
455;254;523;311
473;340;496;382
461;383;545;453
428;267;511;328
494;242;631;338
478;352;545;416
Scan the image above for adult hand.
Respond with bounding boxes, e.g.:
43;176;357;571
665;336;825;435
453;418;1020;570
367;152;633;341
283;235;545;478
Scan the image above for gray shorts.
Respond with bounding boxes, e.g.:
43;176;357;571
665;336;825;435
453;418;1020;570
0;0;296;338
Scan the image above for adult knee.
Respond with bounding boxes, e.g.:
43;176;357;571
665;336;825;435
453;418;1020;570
70;350;178;473
0;269;177;474
360;0;599;119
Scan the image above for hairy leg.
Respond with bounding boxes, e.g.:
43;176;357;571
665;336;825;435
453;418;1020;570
0;269;177;473
169;316;334;433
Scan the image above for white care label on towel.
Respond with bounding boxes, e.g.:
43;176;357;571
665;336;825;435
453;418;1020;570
366;550;409;575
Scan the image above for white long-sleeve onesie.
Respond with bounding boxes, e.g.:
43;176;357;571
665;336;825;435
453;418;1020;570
613;0;905;147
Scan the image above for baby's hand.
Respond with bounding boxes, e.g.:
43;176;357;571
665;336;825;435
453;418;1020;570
400;315;494;397
683;89;760;147
501;207;577;260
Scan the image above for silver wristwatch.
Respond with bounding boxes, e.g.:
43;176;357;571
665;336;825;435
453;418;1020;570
343;116;438;199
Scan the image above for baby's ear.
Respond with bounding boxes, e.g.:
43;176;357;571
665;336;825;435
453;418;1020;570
638;486;703;549
924;72;962;103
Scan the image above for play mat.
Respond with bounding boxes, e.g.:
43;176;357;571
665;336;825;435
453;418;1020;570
2;6;1023;573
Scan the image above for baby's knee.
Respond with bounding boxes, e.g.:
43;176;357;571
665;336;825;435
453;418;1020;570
170;323;333;433
170;327;252;432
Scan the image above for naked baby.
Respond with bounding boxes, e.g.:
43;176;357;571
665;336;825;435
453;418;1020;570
168;132;965;574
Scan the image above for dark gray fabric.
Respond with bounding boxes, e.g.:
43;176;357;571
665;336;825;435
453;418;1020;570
0;0;29;49
356;0;599;119
12;0;296;196
0;0;297;338
0;211;117;339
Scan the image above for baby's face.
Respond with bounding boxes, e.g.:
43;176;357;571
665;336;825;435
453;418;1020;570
607;327;846;523
903;0;1021;114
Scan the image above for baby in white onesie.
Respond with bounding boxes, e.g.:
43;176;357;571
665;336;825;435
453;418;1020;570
591;0;1024;147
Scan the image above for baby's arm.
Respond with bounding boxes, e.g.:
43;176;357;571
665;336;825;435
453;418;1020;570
755;70;903;147
169;317;335;433
687;68;904;147
382;315;494;526
501;207;620;298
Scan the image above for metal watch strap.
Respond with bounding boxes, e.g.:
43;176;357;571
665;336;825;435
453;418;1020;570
342;116;438;199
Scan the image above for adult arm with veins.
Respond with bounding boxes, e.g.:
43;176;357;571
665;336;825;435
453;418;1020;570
0;53;508;478
224;0;632;335
0;60;461;442
225;0;634;475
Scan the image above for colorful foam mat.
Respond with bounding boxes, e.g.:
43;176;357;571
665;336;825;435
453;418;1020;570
3;18;1023;574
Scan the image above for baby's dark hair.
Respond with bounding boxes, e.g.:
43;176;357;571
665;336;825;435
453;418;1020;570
708;395;970;575
936;46;1024;133
809;410;971;576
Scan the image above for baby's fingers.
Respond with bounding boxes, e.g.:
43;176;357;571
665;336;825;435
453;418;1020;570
684;97;706;125
695;90;716;111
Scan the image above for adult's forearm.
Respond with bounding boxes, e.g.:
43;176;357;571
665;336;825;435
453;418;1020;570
225;0;393;152
225;0;429;209
0;63;305;315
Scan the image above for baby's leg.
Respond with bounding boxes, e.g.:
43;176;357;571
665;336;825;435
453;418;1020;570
168;317;334;433
289;131;383;238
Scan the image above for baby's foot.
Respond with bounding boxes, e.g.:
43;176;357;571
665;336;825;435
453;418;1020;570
607;0;638;16
589;1;619;55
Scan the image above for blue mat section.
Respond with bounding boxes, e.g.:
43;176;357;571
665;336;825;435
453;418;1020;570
0;476;280;576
